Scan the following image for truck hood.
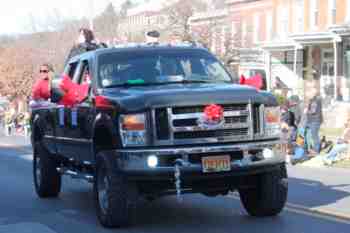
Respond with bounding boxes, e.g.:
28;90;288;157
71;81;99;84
100;83;278;113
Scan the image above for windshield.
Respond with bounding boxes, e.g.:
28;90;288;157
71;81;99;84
98;50;232;87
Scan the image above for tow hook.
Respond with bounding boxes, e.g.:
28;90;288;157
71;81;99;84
174;159;186;203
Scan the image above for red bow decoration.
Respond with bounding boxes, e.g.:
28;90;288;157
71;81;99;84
204;104;224;122
239;74;263;90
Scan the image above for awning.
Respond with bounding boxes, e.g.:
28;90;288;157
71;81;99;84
259;40;302;51
290;32;341;45
260;32;342;51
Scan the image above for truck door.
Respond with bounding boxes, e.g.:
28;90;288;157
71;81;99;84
69;59;94;163
54;60;80;162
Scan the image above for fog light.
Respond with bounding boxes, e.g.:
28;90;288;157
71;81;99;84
147;155;158;168
262;148;274;159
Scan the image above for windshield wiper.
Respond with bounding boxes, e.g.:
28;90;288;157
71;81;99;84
161;79;211;84
104;79;230;88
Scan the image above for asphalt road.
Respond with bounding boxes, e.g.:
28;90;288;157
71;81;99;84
0;142;350;233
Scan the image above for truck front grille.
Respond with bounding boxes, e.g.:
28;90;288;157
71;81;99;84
174;129;249;139
153;103;263;146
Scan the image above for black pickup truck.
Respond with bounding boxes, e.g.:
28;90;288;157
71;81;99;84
31;44;287;228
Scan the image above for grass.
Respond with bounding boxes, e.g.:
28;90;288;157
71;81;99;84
320;127;343;140
332;159;350;169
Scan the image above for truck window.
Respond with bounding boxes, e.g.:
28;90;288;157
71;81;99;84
77;61;91;85
67;62;79;79
98;50;232;87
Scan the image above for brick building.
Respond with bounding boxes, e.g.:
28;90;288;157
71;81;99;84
117;0;170;40
260;0;350;101
189;0;350;101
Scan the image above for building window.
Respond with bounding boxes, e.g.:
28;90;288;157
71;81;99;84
231;21;237;39
266;11;273;41
253;13;260;43
310;0;319;29
278;5;289;39
328;0;337;25
294;0;304;33
221;26;227;55
241;20;247;47
347;0;350;21
211;30;217;54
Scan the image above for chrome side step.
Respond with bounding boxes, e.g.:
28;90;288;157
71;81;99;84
56;167;94;183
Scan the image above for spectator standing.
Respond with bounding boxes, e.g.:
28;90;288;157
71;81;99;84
23;111;31;137
4;106;16;136
306;87;323;154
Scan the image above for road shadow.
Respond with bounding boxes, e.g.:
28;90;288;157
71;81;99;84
2;170;350;233
32;186;350;233
287;176;350;211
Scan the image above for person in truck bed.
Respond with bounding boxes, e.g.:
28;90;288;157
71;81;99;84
65;28;106;65
31;63;53;102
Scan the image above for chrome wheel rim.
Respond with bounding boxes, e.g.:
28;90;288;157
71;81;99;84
98;168;109;214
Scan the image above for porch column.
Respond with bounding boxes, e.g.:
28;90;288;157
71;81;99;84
334;39;338;100
293;46;298;74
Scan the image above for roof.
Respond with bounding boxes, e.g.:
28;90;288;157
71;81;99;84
89;43;209;56
259;40;301;51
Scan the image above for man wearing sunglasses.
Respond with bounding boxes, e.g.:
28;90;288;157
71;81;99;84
32;64;53;101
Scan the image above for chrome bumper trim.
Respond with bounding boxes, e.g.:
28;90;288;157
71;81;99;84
117;140;280;155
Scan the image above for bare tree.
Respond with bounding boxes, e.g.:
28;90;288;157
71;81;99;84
120;0;134;17
163;0;207;41
94;3;120;41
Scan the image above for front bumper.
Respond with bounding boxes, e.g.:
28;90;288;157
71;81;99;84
116;140;284;181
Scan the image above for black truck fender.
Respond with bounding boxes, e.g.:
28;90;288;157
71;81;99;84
91;112;120;157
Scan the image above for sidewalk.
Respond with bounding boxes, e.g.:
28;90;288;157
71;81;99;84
287;165;350;220
0;135;31;152
299;155;326;168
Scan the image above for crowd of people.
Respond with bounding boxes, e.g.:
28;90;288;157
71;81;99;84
278;87;350;166
0;105;31;137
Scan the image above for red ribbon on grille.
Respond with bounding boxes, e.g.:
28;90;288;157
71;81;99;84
204;104;224;122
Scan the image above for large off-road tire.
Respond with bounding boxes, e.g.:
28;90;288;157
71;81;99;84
33;142;61;198
94;151;137;228
239;164;288;217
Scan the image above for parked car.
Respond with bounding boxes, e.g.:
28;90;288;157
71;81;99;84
30;43;287;228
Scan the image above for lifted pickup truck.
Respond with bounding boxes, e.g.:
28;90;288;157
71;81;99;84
31;43;287;228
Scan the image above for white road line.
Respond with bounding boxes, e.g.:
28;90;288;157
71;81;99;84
19;154;33;161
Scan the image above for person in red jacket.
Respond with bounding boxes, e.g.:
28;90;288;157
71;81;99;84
32;64;52;101
31;64;88;107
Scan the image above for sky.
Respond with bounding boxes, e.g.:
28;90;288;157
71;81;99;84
0;0;121;35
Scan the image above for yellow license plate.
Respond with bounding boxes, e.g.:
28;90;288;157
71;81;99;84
202;155;231;173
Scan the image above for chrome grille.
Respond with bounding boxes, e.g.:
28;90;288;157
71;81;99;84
153;103;259;146
174;128;249;139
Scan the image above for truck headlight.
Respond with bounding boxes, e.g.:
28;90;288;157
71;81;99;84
264;106;281;137
119;114;147;147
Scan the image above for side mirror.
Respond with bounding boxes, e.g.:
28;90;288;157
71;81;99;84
50;74;64;103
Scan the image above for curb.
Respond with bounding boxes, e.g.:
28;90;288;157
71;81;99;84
0;142;32;154
285;202;350;223
229;193;350;223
